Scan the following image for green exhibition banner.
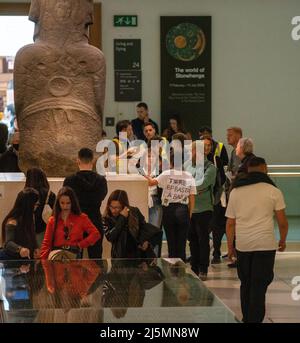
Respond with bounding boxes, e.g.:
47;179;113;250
161;16;211;139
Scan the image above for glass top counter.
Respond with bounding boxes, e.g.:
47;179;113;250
0;258;237;323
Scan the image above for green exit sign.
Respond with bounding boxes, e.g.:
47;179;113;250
114;15;138;27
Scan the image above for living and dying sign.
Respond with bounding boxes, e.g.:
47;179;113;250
161;17;211;138
114;39;141;101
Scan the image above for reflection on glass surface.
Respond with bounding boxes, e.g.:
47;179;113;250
0;259;237;323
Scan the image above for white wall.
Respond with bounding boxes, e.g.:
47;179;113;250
2;0;300;163
100;0;300;164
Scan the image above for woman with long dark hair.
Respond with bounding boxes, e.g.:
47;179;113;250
162;115;192;142
40;186;100;259
103;189;160;258
0;188;40;260
25;167;56;246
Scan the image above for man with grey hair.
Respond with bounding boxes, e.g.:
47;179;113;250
226;137;255;268
236;137;255;175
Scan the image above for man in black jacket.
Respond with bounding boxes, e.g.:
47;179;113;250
63;148;108;258
131;102;159;140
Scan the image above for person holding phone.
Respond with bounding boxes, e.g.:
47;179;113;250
0;188;40;260
103;189;160;259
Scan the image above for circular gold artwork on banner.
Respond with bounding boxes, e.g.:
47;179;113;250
166;22;206;61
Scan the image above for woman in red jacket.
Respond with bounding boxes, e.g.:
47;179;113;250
40;187;100;259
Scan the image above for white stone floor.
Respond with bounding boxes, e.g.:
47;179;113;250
200;252;300;323
161;243;300;323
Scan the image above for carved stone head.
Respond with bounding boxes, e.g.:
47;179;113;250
29;0;94;41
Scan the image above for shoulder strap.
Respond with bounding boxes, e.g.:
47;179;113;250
204;160;213;172
45;189;51;205
51;217;58;248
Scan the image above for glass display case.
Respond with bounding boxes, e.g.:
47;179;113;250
0;258;237;323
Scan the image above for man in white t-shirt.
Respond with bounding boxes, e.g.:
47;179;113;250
225;157;288;323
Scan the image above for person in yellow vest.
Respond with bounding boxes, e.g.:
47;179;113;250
143;122;168;161
199;126;228;166
198;126;228;265
112;120;137;173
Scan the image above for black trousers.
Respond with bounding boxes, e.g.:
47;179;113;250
162;204;190;262
236;250;276;323
86;227;103;259
189;211;212;274
211;203;226;258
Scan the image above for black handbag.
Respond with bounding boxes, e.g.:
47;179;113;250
139;222;162;243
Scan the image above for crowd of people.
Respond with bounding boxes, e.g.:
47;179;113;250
0;101;289;323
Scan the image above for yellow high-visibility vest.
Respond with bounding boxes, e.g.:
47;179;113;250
214;142;223;158
112;138;129;173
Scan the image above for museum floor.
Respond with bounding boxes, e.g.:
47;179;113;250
201;252;300;323
159;242;300;323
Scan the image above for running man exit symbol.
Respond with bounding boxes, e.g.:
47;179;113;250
114;15;138;27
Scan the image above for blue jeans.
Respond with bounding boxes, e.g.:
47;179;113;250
149;195;163;257
149;195;163;227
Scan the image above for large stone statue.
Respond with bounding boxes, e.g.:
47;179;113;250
14;0;105;176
